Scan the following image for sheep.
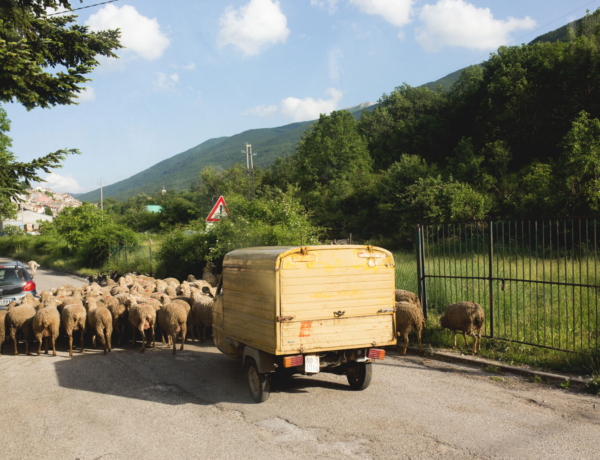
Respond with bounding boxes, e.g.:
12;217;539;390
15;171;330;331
158;303;188;355
61;304;87;357
155;279;167;293
6;304;36;355
106;301;128;346
6;300;19;310
165;286;177;298
84;298;113;355
395;301;426;355
176;281;191;297
0;309;8;355
163;277;180;288
191;292;214;342
27;260;40;277
32;304;61;356
439;301;485;355
126;298;156;352
187;274;197;282
202;262;218;287
395;289;421;308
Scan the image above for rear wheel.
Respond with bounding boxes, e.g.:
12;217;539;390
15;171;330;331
346;362;372;391
245;358;270;403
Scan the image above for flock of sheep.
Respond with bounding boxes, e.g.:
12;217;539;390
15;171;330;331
0;264;220;357
0;261;485;358
394;289;485;355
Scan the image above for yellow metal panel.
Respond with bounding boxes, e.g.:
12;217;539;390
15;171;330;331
280;315;395;354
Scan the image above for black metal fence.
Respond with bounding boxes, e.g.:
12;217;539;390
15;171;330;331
416;220;600;352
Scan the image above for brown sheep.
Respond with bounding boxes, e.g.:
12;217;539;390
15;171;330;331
0;309;8;355
158;303;188;355
6;304;36;355
191;292;213;342
163;277;180;288
62;304;87;357
126;298;156;352
106;301;128;346
439;301;485;355
395;289;421;308
202;263;218;287
395;301;426;355
84;298;113;355
32;305;61;356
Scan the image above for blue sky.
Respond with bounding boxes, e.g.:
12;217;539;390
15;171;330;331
6;0;597;194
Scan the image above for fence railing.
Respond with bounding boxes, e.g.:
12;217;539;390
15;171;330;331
416;220;600;353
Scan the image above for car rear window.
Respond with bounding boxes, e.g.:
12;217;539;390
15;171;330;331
0;268;26;286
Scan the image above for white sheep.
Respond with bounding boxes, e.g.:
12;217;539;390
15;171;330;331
27;260;40;277
158;303;188;355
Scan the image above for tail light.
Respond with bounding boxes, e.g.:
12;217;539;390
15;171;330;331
368;348;385;360
23;281;36;292
283;355;304;368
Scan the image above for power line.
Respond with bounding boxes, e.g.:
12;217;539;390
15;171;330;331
46;0;119;16
428;0;600;85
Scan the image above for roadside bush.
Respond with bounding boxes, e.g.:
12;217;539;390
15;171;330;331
156;189;323;279
78;222;138;268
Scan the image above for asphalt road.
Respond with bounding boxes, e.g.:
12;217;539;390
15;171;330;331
0;262;598;460
0;257;89;293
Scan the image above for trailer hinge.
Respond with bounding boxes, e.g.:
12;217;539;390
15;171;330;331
277;316;295;322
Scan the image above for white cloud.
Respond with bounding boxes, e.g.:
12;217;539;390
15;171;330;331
349;0;413;33
86;5;170;61
281;88;343;122
154;73;179;92
244;104;278;117
40;174;81;193
310;0;339;14
183;62;196;70
329;48;343;82
416;0;536;52
217;0;290;56
76;87;95;103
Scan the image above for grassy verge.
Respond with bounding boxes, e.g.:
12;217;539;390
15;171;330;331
393;250;600;381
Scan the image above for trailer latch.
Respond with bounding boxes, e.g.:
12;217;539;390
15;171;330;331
277;316;295;322
334;310;345;317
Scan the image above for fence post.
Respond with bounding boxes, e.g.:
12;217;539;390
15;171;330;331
149;237;153;276
489;221;494;338
416;224;428;319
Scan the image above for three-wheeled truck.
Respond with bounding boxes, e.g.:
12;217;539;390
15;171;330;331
211;245;397;402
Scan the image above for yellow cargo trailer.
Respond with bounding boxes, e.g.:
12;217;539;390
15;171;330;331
210;245;396;402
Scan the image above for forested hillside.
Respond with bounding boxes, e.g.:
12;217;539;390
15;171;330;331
100;9;600;255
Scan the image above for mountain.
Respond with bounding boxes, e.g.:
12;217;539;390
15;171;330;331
77;17;584;203
76;105;369;203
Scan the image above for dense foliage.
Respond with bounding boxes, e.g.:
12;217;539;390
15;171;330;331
0;0;121;219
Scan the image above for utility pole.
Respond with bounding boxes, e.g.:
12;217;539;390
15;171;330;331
249;144;256;200
99;178;103;211
243;144;255;200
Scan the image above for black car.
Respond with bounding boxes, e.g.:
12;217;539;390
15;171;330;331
0;261;37;309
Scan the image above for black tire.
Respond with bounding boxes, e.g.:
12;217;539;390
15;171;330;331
346;362;372;391
245;358;270;403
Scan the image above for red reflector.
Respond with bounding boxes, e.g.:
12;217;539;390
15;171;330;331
283;355;304;368
368;348;385;360
23;281;35;292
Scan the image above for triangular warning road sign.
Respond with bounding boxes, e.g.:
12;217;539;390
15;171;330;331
206;196;229;222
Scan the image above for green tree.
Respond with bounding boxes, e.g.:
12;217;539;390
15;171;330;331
560;111;600;213
0;0;122;109
0;0;121;218
43;206;52;216
0;107;76;219
42;202;103;249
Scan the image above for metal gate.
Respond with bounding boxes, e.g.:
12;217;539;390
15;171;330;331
416;220;600;352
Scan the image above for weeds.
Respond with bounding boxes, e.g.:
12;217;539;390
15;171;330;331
585;375;600;395
485;365;503;374
529;375;542;383
560;380;572;389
